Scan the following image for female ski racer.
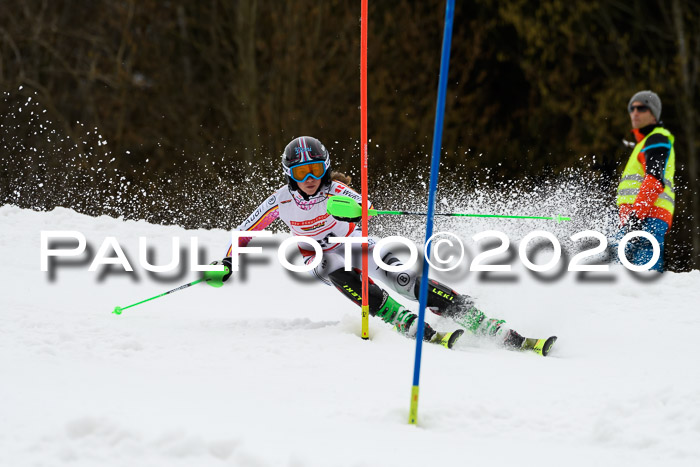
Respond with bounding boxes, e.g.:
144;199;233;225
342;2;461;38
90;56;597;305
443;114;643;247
215;136;555;354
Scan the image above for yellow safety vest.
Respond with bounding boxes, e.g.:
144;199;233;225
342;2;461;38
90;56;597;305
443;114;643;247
616;127;675;219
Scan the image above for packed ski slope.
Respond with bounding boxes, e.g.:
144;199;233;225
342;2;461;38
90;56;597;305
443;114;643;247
1;205;699;467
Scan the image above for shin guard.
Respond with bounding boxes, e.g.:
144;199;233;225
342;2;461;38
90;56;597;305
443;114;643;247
328;268;435;340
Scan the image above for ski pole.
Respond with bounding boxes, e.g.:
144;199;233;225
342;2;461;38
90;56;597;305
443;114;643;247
327;195;572;223
112;266;229;315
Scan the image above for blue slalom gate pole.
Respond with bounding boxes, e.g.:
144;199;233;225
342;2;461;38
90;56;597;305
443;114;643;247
408;0;455;425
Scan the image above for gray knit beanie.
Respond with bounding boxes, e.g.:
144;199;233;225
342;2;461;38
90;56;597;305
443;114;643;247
628;90;662;121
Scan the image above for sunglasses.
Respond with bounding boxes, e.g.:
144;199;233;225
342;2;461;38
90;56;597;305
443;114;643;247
629;105;650;113
289;161;327;183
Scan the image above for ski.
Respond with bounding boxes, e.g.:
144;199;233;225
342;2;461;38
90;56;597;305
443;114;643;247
495;327;558;357
520;335;557;356
432;329;465;349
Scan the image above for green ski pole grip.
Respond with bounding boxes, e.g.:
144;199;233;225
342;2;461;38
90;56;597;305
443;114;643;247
327;195;378;218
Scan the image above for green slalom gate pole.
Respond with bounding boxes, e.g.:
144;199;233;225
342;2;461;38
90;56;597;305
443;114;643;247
112;267;229;315
327;195;572;223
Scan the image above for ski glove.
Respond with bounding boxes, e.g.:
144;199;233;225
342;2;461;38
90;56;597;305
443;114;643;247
209;258;233;282
221;257;233;282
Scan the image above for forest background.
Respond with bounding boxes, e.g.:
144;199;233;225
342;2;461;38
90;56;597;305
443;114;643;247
1;0;699;270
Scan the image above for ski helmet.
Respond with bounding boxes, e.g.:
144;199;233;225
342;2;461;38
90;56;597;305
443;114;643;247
281;136;331;192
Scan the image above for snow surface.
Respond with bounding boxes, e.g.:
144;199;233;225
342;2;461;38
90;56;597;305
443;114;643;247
2;204;700;467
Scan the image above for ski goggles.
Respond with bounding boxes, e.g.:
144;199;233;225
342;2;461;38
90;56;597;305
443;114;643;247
288;161;327;183
629;105;650;113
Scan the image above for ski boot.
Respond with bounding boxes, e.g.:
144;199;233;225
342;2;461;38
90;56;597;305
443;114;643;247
419;279;557;356
386;297;464;349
